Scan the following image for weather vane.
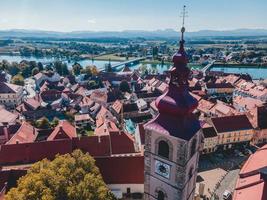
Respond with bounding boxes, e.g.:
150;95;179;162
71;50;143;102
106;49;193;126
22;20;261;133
180;5;188;41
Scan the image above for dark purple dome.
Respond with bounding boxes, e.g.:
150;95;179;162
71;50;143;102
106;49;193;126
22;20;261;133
172;52;187;65
155;84;198;116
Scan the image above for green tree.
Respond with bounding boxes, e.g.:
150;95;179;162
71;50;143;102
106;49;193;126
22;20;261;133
90;65;98;76
119;80;131;93
51;117;59;127
65;111;74;122
36;117;50;129
37;62;44;71
11;74;24;86
8;62;20;76
31;67;39;76
82;65;92;77
87;80;97;89
5;150;115;200
54;61;69;76
72;62;82;76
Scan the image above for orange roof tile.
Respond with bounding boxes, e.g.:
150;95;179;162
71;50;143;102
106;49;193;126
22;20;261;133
47;120;77;141
6;122;37;144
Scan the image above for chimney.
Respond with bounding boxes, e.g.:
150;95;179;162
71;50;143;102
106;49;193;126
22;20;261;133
259;167;267;182
3;127;9;141
58;123;63;134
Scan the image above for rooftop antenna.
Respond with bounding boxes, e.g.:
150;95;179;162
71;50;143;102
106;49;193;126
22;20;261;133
180;5;188;42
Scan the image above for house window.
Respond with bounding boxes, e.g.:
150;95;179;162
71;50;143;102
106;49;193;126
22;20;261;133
157;190;165;200
158;140;169;159
126;188;131;194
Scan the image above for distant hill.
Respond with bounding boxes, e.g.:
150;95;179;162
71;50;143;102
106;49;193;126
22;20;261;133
0;28;267;39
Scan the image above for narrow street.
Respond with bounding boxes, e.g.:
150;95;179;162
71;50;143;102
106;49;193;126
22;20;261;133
214;169;240;200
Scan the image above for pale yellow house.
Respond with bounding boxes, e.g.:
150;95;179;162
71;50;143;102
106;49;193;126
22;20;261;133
211;115;254;149
0;82;23;108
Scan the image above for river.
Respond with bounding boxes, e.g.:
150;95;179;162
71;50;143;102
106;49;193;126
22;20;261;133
1;55;267;79
210;65;267;79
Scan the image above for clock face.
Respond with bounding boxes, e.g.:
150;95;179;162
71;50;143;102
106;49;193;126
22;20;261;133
155;160;170;179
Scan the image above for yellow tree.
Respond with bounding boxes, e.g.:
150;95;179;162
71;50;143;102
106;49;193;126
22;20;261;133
5;150;116;200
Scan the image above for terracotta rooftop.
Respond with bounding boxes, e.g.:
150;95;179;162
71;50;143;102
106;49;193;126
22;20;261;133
234;96;263;110
0;82;22;94
197;99;215;113
79;96;94;107
95;155;144;184
47;120;77;141
24;98;41;110
111;100;123;114
210;101;238;116
0;108;18;124
74;114;93;122
95;119;119;136
233;144;267;200
6;122;37;145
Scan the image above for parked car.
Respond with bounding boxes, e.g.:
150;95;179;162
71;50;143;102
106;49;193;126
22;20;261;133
223;190;232;200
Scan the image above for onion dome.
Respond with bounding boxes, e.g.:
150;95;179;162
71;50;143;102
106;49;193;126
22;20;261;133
155;26;198;117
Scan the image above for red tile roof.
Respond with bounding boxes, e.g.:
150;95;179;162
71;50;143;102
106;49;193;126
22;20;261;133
95;155;144;184
0;108;18;124
95;119;119;136
110;131;136;154
6;122;37;145
47;120;77;141
74;114;93;122
0;82;22;93
211;115;253;133
111;100;123;114
24;98;41;110
233;145;267;200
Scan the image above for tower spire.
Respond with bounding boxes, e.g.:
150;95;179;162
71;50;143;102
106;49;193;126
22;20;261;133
181;5;186;41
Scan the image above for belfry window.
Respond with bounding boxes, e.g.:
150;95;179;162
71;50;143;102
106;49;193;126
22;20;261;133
157;190;165;200
158;140;169;159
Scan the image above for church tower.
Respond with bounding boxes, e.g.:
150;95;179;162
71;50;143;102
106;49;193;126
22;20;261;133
144;6;202;200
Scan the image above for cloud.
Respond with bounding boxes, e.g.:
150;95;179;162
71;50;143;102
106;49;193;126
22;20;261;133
87;19;96;24
0;19;8;24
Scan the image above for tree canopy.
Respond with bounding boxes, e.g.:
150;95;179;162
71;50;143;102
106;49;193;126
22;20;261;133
5;150;115;200
119;80;131;93
11;74;24;86
72;62;82;76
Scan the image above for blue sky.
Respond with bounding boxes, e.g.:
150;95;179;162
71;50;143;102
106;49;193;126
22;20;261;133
0;0;266;32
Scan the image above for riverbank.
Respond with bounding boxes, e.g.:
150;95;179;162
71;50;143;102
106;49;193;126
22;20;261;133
214;62;267;68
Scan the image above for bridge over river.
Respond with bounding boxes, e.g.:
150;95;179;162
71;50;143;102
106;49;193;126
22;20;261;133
201;60;216;76
99;57;146;72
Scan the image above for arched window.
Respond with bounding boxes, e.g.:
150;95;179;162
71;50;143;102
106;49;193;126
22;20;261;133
157;190;165;200
190;138;197;158
189;166;194;179
158;140;169;159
